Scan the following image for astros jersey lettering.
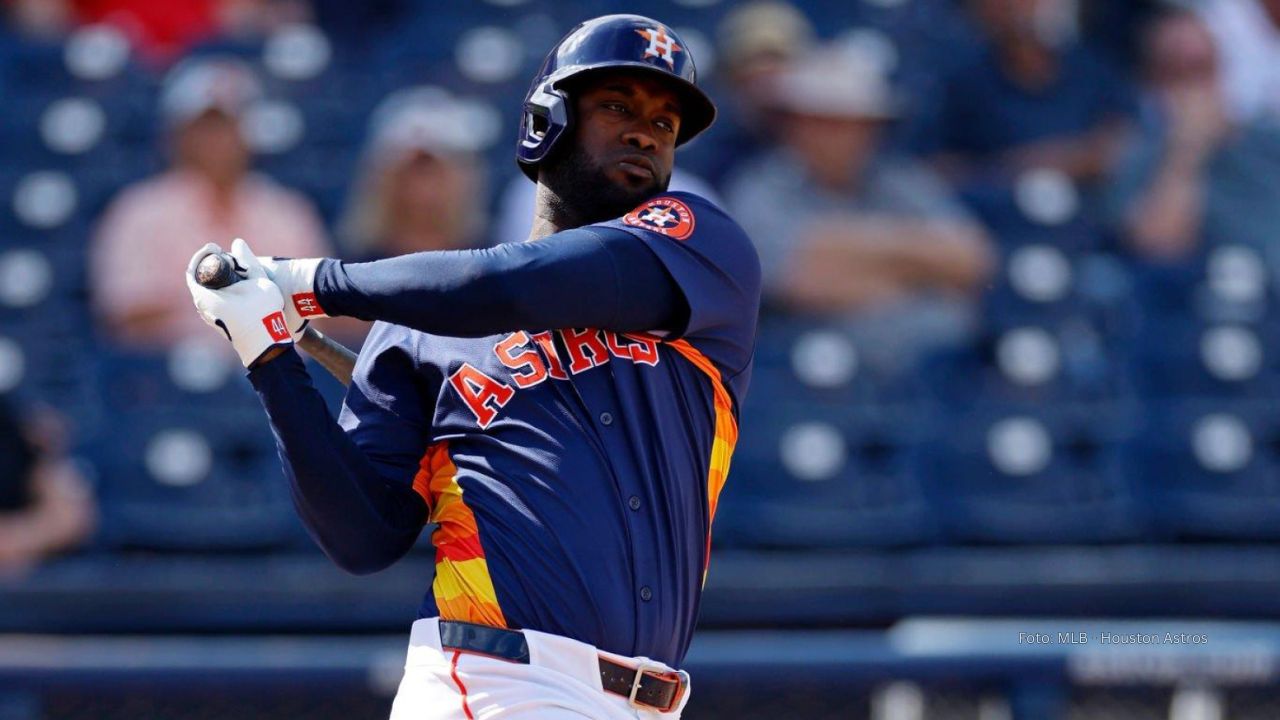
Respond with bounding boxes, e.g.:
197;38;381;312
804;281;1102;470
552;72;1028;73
337;193;758;666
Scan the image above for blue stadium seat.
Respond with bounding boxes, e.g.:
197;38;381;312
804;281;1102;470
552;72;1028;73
1129;242;1276;324
923;323;1133;409
1131;319;1280;400
0;326;97;424
750;316;926;407
715;401;940;549
1129;400;1280;540
94;349;261;415
92;406;296;551
918;403;1147;543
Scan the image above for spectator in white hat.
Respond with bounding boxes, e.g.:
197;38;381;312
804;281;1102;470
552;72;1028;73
726;46;994;375
680;0;817;187
89;56;331;350
338;86;493;258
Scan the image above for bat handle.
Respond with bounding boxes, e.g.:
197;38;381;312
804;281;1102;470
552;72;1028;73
298;326;357;387
196;252;240;289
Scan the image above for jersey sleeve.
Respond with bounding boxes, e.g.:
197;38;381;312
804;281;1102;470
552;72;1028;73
599;192;762;380
337;321;438;489
247;324;433;574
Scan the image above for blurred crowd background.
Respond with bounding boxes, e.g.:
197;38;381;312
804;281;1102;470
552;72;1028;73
3;0;1280;718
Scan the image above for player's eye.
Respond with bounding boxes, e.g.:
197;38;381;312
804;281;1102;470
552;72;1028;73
602;102;628;114
655;118;675;134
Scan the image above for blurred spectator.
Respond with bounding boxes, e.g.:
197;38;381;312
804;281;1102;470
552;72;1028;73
3;0;76;39
726;48;993;374
338;87;492;258
1109;8;1280;262
1079;0;1163;68
0;396;95;576
89;56;330;350
1197;0;1280;125
924;0;1133;185
2;0;310;63
680;0;815;188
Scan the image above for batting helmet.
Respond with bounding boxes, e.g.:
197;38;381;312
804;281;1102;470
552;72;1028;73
516;14;716;181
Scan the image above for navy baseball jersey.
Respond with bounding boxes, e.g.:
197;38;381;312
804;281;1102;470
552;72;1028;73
251;192;760;667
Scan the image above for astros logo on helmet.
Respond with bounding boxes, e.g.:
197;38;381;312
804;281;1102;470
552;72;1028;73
635;26;682;70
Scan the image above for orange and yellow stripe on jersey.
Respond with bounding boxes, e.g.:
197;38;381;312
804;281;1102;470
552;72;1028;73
413;442;507;627
667;339;739;583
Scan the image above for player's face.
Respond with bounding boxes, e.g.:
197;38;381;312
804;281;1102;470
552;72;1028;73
572;74;680;194
537;72;683;225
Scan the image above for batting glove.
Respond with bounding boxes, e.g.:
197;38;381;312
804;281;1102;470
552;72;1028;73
186;240;293;368
257;254;326;340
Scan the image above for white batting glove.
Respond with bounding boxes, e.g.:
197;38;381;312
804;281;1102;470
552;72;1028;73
186;240;293;368
257;254;326;340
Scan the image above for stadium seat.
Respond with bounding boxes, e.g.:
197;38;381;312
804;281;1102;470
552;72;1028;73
750;316;927;407
1129;400;1280;540
715;400;940;549
94;347;260;415
923;322;1133;409
92;406;297;551
918;403;1148;543
1131;319;1280;400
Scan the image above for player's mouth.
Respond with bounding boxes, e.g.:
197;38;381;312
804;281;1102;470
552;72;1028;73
615;155;656;182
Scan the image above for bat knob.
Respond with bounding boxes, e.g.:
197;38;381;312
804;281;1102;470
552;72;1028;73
196;252;239;289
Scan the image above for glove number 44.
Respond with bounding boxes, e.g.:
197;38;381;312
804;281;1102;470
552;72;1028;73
293;292;324;318
263;311;291;342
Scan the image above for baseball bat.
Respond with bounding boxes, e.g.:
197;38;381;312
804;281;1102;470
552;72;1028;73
195;252;358;386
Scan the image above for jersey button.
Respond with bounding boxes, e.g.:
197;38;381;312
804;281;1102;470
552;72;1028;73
640;586;653;602
599;412;614;426
628;496;641;511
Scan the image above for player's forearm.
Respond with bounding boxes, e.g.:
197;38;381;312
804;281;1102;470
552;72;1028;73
312;231;682;335
249;347;426;574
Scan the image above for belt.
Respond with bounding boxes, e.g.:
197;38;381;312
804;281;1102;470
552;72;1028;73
438;620;688;713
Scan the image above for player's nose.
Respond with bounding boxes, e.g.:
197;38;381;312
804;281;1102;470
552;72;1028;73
621;128;658;153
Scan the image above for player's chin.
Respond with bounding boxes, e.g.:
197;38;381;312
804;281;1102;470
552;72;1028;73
606;168;662;200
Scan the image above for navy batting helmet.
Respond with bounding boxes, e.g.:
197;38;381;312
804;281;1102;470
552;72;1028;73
516;14;716;181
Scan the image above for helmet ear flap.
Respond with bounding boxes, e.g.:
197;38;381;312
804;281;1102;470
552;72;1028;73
518;82;573;179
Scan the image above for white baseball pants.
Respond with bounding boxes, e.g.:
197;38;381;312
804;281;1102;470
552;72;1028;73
388;618;692;719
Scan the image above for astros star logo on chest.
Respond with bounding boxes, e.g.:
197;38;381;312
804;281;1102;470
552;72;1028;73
635;26;681;70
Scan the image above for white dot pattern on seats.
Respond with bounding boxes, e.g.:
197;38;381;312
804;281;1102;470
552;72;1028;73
1192;413;1253;474
987;417;1052;477
264;24;332;81
13;171;78;229
40;97;108;155
146;429;212;487
456;27;524;84
0;250;54;308
791;330;858;389
781;422;847;481
64;24;131;81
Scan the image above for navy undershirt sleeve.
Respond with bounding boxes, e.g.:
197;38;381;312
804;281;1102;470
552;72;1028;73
248;347;427;575
314;227;689;337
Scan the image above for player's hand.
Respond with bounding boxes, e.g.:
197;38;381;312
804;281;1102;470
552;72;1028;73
186;241;293;368
257;254;326;340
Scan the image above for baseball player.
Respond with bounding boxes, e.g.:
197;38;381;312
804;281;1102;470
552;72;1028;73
185;14;760;719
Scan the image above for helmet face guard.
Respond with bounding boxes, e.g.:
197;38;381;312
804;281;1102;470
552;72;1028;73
516;14;716;181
